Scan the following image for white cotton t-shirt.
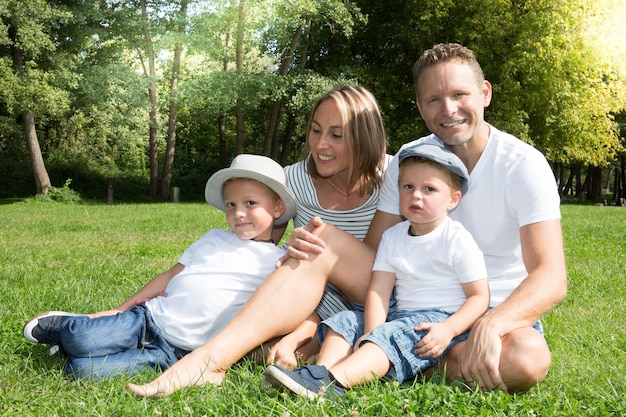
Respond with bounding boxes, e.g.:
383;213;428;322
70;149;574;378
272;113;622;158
378;125;561;306
146;229;285;350
285;156;391;241
374;218;487;313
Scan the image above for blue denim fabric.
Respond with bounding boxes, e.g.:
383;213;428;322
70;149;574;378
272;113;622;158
320;309;459;383
319;309;545;384
59;305;183;380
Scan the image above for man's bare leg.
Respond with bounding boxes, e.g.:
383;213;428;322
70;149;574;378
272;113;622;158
126;223;374;397
435;327;551;393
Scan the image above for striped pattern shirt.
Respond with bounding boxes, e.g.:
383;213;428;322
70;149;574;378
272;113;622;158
284;158;384;241
285;157;392;320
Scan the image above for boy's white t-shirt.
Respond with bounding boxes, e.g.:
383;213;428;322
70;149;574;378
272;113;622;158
146;229;285;350
378;125;561;306
374;217;487;313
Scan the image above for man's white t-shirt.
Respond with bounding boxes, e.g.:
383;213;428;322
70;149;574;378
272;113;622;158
378;125;561;306
146;229;285;350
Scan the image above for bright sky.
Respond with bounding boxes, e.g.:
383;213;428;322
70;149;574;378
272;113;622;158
588;0;626;77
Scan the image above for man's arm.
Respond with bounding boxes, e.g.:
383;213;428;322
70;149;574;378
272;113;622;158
457;219;567;391
479;219;567;333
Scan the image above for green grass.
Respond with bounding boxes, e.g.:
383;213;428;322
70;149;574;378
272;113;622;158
0;201;624;416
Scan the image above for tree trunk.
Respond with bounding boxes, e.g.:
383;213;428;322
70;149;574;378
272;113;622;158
279;113;297;165
219;29;232;163
158;48;181;201
588;165;603;203
573;164;582;199
263;23;304;157
148;86;159;200
218;114;228;167
563;168;574;197
22;111;52;195
556;162;564;196
159;0;188;201
140;0;159;200
234;0;246;155
9;23;51;195
615;155;626;202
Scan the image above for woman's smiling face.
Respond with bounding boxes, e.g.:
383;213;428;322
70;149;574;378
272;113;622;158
308;98;349;178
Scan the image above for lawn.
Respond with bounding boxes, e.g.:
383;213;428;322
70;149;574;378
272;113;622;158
0;201;624;416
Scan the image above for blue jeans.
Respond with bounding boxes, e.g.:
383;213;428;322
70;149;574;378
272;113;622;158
59;305;185;380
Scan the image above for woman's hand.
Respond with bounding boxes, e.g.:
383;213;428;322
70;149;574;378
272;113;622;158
275;217;327;267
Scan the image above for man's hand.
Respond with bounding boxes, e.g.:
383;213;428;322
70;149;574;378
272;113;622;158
457;321;507;392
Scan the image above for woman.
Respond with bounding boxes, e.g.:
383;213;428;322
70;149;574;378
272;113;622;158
265;85;390;367
127;84;389;396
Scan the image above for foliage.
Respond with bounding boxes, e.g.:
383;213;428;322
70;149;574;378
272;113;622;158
1;0;625;198
28;179;82;203
0;202;624;415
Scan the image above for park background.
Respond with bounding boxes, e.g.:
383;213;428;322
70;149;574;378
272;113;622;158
1;0;625;204
1;1;626;415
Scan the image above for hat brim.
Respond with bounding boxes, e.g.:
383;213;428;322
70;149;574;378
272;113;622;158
205;168;297;225
399;142;470;195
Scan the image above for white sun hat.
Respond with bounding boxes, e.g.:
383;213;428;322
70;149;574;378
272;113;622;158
205;154;297;225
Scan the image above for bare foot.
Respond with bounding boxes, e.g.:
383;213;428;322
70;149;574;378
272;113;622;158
126;351;226;397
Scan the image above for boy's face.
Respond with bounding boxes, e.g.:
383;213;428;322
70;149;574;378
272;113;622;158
223;179;285;242
398;162;461;235
416;60;492;148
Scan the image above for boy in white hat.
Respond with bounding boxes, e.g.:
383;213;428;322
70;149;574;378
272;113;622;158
23;154;296;380
264;143;489;400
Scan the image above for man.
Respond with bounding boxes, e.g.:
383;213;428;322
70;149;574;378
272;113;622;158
127;43;566;397
365;43;567;392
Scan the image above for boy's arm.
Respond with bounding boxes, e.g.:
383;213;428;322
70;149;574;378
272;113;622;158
364;211;403;251
414;278;489;358
89;263;184;318
363;270;396;335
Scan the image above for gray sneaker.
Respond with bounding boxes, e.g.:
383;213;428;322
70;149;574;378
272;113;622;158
23;311;86;344
263;364;346;401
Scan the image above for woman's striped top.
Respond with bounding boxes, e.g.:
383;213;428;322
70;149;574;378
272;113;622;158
284;157;389;241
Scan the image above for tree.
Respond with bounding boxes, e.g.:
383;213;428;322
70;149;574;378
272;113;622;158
159;0;189;201
260;0;366;159
0;0;72;195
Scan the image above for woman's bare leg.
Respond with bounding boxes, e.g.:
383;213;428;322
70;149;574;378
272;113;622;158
127;222;375;397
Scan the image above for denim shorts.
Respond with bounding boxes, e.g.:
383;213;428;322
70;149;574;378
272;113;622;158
319;309;545;384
